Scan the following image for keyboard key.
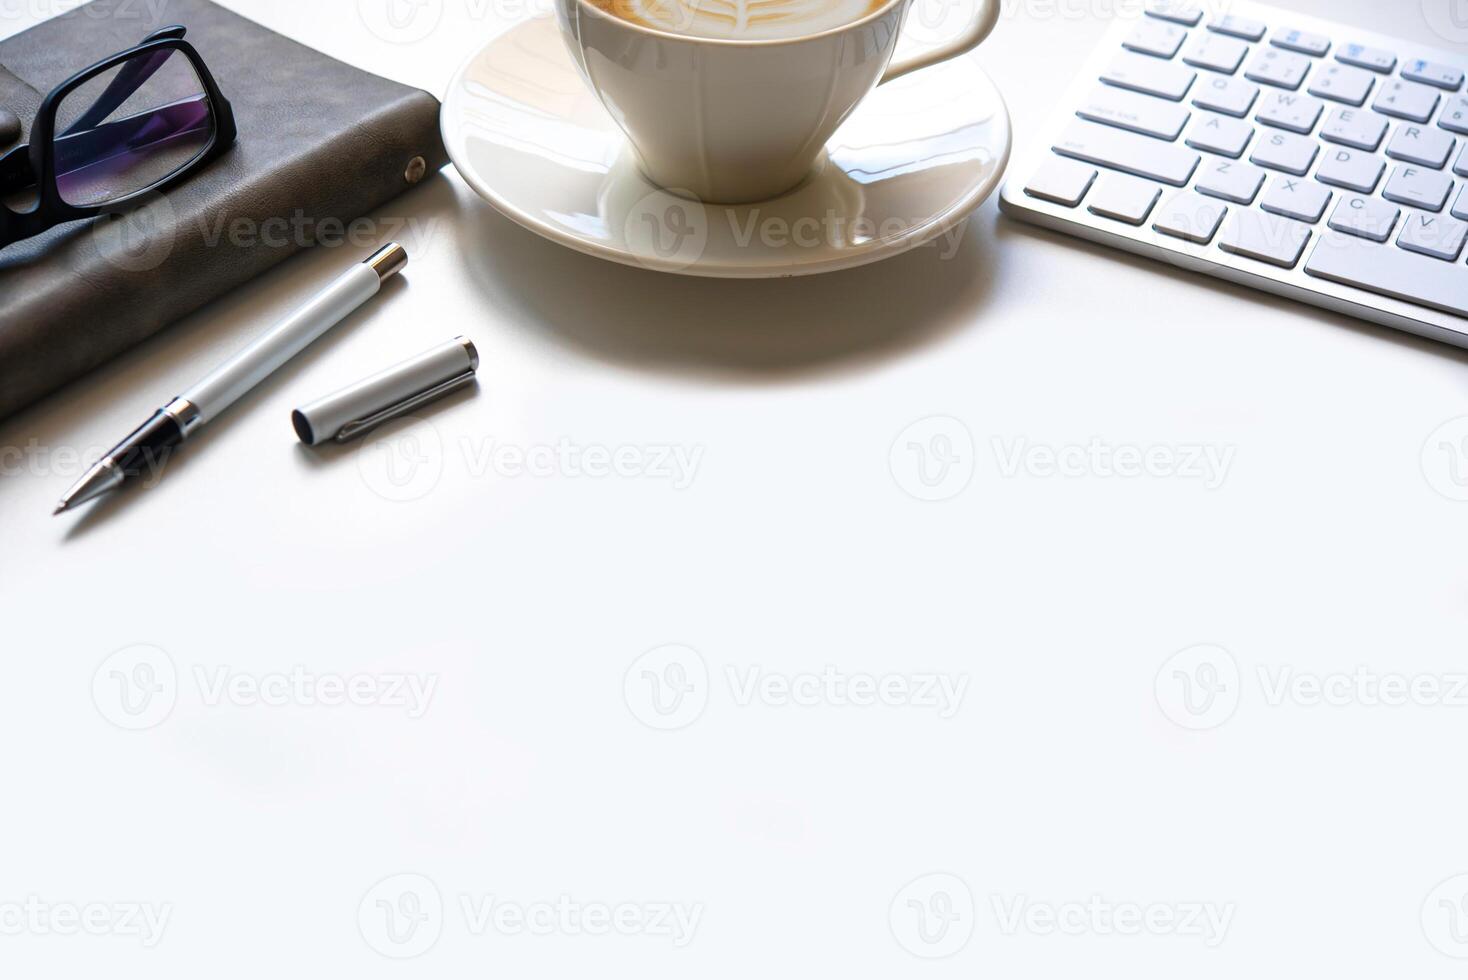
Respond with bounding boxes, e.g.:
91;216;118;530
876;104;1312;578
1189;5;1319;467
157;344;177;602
1183;34;1248;75
1306;233;1468;317
1387;125;1456;168
1078;86;1191;140
1328;195;1400;242
1456;186;1468;222
1272;28;1331;58
1024;157;1097;206
1087;172;1163;225
1153;190;1228;242
1251;130;1320;175
1398;211;1468;261
1185;114;1254;157
1307;64;1375;106
1457;145;1468;177
1336;43;1396;74
1195;157;1265;203
1256;91;1324;134
1439;96;1468;135
1316;147;1386;193
1193;74;1260;116
1374;80;1440;123
1125;20;1188;59
1053;121;1201;186
1145;1;1202;26
1383;164;1454;211
1321;108;1389;151
1220;210;1312;268
1209;15;1266;41
1402;59;1465;91
1246;49;1312;90
1261;175;1332;223
1103;52;1197;101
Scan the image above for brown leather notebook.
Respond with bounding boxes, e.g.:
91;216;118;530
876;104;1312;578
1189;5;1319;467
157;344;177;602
0;0;447;421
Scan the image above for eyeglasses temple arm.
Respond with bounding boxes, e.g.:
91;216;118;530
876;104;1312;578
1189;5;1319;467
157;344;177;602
61;26;189;138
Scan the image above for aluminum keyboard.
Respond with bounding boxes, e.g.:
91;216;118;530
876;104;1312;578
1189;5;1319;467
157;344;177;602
999;1;1468;347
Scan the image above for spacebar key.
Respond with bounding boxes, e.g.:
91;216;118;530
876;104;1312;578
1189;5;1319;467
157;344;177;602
1305;233;1468;318
1053;121;1200;187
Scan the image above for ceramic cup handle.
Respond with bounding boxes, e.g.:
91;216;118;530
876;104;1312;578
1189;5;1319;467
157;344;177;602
879;0;1000;84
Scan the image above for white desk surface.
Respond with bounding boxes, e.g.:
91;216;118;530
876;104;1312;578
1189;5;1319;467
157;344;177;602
4;1;1468;975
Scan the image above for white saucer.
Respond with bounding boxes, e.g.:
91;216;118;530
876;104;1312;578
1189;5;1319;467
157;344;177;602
441;16;1012;278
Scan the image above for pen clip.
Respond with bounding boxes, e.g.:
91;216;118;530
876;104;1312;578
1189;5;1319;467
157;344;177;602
334;369;476;443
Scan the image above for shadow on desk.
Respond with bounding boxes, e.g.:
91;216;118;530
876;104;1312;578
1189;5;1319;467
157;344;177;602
455;197;1002;382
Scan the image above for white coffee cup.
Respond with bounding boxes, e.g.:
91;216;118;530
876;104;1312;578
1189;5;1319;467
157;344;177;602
554;0;1001;203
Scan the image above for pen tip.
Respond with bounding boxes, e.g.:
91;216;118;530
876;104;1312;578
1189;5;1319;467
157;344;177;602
52;502;68;516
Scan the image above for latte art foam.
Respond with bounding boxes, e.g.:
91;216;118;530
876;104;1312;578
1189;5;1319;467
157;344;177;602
588;0;887;40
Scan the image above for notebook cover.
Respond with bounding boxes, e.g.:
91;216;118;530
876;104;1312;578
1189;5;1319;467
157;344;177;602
0;0;448;421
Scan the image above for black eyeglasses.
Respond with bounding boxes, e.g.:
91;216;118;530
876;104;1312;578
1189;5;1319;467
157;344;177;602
0;25;236;250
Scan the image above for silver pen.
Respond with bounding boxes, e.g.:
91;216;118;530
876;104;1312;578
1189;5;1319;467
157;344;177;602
55;243;408;515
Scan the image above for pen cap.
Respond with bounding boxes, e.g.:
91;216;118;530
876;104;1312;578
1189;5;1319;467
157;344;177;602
293;337;479;446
